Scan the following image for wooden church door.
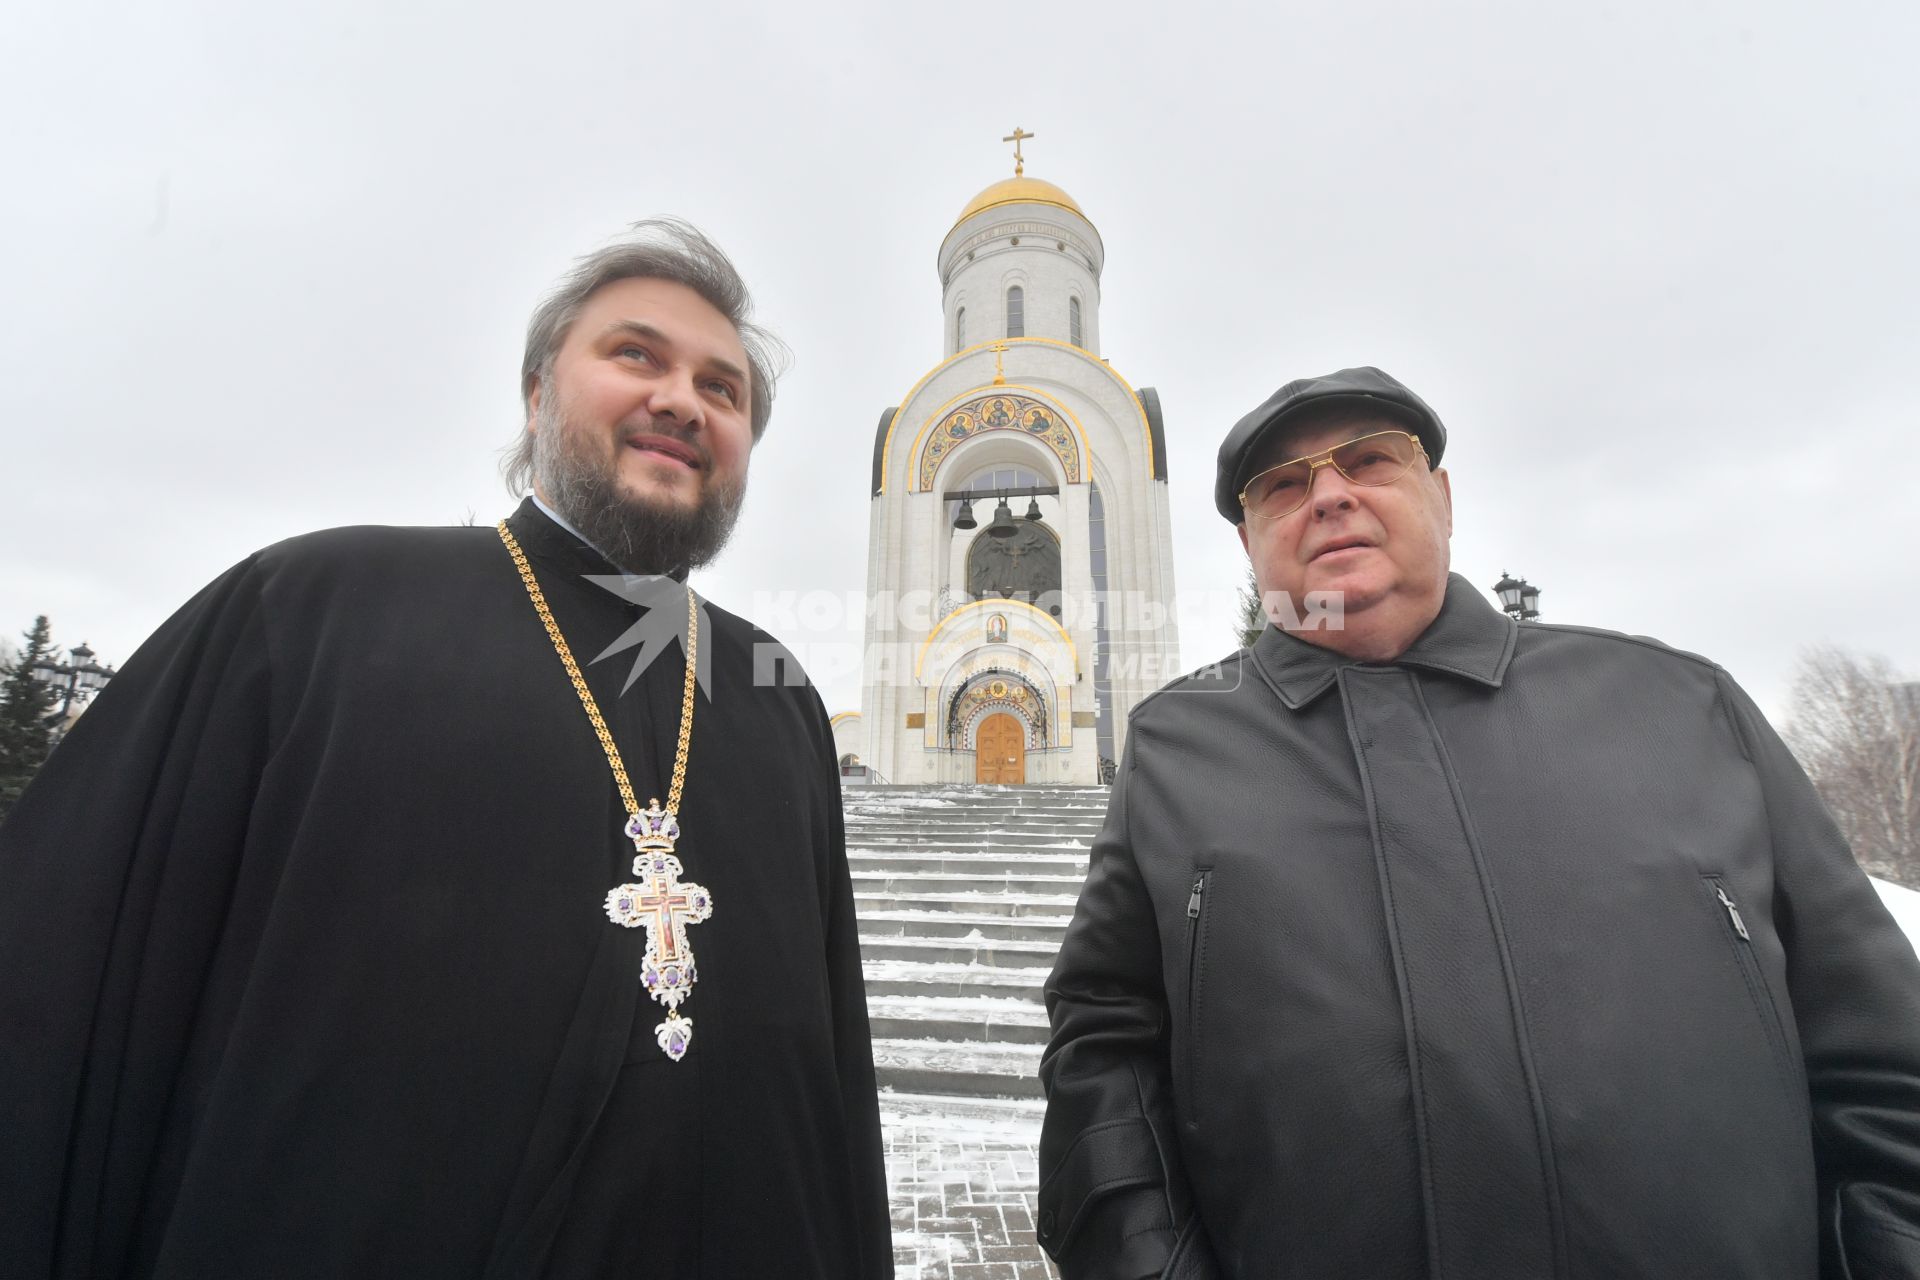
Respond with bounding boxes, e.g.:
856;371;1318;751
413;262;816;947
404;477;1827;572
975;713;1026;785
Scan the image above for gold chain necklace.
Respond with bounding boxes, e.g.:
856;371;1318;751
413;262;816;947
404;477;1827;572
498;521;712;1062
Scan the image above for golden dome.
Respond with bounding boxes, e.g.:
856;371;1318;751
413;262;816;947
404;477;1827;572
953;175;1087;227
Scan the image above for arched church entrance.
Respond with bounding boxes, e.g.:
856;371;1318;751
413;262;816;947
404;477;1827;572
975;713;1026;785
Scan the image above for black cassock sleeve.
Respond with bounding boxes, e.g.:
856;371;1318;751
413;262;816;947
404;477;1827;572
811;691;895;1278
0;555;274;1277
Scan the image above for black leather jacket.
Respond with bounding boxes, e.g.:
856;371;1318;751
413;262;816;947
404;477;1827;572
1039;576;1920;1279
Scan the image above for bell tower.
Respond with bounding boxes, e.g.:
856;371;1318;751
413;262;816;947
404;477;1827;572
852;133;1178;785
938;127;1104;359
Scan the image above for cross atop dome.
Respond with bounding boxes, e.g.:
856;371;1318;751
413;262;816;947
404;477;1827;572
949;126;1092;230
1002;126;1035;176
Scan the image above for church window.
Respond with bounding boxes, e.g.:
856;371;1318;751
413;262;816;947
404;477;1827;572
955;307;967;353
1069;297;1083;348
1006;287;1024;338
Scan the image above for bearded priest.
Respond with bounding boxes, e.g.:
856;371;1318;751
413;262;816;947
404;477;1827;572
0;220;893;1279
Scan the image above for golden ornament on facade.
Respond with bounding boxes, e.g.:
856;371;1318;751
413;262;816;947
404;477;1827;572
918;390;1080;490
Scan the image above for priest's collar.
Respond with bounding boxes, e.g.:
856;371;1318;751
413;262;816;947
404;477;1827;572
1249;573;1517;710
531;491;600;554
508;495;690;585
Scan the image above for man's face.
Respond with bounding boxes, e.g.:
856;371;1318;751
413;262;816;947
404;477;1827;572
526;277;754;574
1237;412;1454;644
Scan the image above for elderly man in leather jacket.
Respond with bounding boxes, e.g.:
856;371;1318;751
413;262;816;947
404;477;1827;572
1037;367;1920;1280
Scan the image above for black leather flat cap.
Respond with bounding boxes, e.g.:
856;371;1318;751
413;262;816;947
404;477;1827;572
1214;366;1447;522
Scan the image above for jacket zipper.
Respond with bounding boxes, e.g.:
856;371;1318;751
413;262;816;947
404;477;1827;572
1714;884;1749;940
1702;874;1797;1091
1184;869;1210;1130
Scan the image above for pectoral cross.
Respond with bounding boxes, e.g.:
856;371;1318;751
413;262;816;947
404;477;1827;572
1002;126;1035;176
635;867;701;965
607;800;714;1060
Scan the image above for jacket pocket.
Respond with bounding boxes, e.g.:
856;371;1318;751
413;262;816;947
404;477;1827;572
1182;867;1212;1132
1700;873;1799;1094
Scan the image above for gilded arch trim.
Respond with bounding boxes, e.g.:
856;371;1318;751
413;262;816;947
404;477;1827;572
914;388;1082;492
946;667;1052;750
914;599;1076;682
873;338;1157;494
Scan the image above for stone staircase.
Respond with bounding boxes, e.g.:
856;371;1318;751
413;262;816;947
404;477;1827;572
847;784;1107;1100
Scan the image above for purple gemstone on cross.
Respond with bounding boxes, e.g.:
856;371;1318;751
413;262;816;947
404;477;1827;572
670;1031;686;1053
665;970;680;987
643;971;657;987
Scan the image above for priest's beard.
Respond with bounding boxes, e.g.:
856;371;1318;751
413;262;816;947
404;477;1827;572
529;396;747;578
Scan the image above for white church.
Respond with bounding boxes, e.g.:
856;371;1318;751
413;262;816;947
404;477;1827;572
832;136;1180;786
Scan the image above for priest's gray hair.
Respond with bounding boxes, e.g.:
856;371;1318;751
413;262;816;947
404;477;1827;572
502;218;788;495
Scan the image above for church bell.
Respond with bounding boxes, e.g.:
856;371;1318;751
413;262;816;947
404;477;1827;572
953;499;978;530
987;497;1018;539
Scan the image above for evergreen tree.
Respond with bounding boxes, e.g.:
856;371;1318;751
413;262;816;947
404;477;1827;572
0;615;60;822
1236;564;1266;650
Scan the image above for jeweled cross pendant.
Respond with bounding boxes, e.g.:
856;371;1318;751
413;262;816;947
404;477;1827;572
605;799;713;1061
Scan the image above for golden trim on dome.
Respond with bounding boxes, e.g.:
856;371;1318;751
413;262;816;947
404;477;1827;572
952;176;1087;229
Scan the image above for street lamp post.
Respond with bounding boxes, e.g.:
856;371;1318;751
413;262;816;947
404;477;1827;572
1491;572;1543;622
30;642;116;732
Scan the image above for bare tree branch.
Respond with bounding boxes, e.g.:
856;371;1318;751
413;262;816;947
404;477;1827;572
1784;646;1920;885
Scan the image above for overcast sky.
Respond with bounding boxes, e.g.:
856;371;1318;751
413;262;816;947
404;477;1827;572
3;0;1914;724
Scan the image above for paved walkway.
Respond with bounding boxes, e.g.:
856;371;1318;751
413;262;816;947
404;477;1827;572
883;1093;1058;1280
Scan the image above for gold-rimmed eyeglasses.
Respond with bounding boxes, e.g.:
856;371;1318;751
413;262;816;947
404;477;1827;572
1238;430;1429;521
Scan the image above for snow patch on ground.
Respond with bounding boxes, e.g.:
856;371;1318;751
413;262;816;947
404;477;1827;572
861;932;1059;953
848;848;1088;860
882;1092;1047;1135
863;959;1048;986
852;870;1087;882
869;994;1050;1022
848;797;960;811
871;1037;1045;1073
889;1232;974;1275
856;889;1080;906
860;908;1073;926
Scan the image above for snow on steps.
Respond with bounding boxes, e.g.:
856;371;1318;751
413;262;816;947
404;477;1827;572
870;1038;1047;1098
848;783;1107;1100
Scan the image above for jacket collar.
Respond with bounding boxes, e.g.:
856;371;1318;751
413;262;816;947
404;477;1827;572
1249;573;1517;710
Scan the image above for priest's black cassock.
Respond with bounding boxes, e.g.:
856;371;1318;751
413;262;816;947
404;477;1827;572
0;500;893;1278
